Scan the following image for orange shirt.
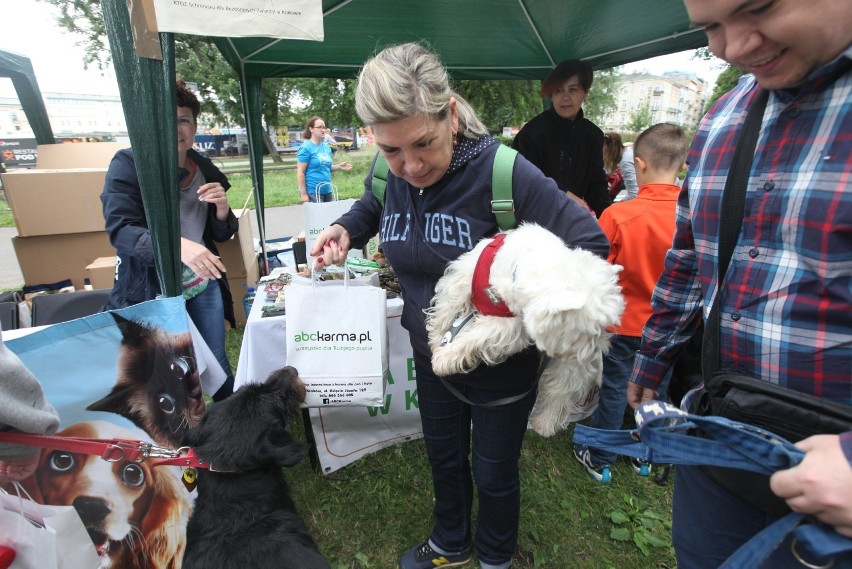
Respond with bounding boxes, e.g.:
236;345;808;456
597;183;680;336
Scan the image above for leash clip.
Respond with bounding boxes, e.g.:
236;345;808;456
137;442;182;461
440;310;477;347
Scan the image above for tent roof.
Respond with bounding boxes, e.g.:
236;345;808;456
0;49;54;144
214;0;706;80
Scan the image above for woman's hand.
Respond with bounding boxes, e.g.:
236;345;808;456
197;182;230;220
300;192;310;203
334;161;353;172
770;435;852;537
310;224;351;270
181;238;225;279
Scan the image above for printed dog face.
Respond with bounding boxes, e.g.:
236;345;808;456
21;421;189;569
87;314;206;448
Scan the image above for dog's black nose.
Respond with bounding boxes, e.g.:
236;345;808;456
73;495;111;525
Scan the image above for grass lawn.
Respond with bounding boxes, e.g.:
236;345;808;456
224;327;676;569
221;149;375;211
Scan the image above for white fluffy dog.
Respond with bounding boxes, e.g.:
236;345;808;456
426;223;624;437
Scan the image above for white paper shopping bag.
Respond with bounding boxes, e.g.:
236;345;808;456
0;486;100;569
285;273;387;407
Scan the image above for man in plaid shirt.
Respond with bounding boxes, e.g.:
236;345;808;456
626;0;852;566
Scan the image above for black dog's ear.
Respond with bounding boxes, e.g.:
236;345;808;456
182;422;202;449
267;430;308;467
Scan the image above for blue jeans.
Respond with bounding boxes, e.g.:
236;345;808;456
413;349;537;565
308;192;333;203
672;465;851;568
577;334;640;466
185;280;234;398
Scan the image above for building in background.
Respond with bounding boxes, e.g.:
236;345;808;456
600;71;708;133
0;92;128;140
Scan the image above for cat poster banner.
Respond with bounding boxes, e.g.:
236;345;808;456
2;296;214;569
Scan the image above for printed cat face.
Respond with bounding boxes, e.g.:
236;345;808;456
87;314;206;448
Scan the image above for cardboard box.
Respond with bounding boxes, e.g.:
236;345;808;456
218;208;255;279
1;169;107;236
36;142;128;169
13;232;115;290
226;255;261;327
85;256;117;290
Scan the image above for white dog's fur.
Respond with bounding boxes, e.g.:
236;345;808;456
426;223;624;437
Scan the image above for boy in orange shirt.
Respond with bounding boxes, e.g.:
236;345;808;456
574;123;686;483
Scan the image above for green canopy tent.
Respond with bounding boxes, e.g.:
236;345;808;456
0;49;55;145
100;0;706;297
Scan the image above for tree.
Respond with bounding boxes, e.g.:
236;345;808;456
584;68;621;125
626;104;652;133
693;47;747;112
455;80;541;133
39;0;290;135
288;78;359;130
705;65;747;111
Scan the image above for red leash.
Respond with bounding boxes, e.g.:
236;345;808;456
0;431;209;469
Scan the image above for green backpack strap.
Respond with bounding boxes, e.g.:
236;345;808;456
371;144;516;231
371;153;389;205
491;144;517;230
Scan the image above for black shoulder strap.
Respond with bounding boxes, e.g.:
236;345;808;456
370;144;518;230
701;89;769;380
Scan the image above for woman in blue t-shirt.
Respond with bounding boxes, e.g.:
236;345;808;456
297;116;352;203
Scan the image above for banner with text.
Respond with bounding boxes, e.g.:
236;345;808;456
151;0;324;40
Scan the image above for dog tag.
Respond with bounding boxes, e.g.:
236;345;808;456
182;467;198;492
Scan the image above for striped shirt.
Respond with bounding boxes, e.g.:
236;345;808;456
631;47;852;405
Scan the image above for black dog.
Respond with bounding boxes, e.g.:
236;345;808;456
181;367;331;569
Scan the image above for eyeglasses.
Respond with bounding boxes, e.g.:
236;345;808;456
312;125;326;130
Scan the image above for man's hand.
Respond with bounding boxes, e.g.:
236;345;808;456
770;435;852;537
626;381;657;410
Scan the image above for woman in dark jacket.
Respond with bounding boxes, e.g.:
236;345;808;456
101;79;238;400
513;59;611;217
310;43;609;569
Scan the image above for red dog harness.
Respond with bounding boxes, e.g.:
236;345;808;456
471;233;515;317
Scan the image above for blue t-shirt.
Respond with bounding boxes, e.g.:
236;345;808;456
297;140;334;195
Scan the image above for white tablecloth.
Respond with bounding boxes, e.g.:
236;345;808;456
234;281;423;474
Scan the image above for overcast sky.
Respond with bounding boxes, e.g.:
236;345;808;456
2;0;724;99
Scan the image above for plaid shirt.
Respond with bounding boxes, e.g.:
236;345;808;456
631;47;852;405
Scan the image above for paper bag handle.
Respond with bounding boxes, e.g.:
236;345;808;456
309;265;350;290
315;181;339;201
